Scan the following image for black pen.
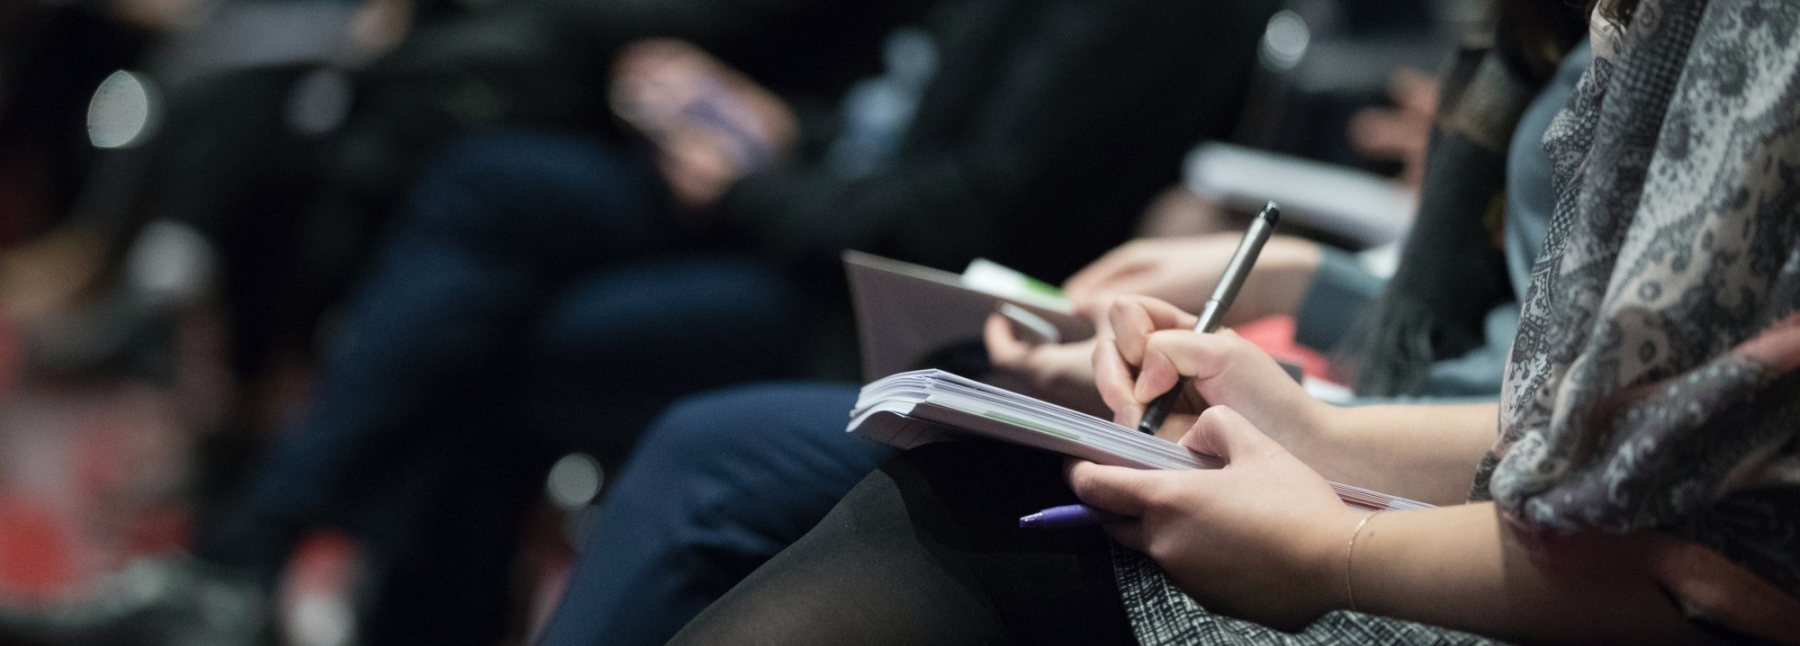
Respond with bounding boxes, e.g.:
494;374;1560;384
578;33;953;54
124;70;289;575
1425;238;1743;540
1136;202;1280;435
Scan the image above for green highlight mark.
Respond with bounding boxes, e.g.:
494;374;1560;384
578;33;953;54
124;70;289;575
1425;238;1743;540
1020;276;1066;299
983;412;1080;440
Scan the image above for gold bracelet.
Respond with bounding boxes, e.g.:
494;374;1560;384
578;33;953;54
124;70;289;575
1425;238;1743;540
1345;511;1381;613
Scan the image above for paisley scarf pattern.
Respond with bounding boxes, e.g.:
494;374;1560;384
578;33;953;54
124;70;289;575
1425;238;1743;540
1477;0;1800;604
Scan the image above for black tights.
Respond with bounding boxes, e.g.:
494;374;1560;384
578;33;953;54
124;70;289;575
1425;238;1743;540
667;441;1137;645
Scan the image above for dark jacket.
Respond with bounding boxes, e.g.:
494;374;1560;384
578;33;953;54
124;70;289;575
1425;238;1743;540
719;0;1279;282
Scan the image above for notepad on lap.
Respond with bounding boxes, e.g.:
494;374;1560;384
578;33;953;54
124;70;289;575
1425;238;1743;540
844;251;1093;382
849;369;1431;512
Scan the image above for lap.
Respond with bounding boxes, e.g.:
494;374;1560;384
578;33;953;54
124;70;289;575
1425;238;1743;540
402;129;675;269
604;383;898;538
669;440;1135;646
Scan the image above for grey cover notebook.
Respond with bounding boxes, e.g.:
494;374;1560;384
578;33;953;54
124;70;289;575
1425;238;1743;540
844;251;1093;382
849;370;1432;512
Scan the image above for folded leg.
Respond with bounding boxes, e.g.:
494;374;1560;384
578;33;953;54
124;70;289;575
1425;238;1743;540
668;441;1135;646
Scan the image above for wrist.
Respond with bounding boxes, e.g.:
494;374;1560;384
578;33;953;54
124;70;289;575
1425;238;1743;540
1303;509;1376;619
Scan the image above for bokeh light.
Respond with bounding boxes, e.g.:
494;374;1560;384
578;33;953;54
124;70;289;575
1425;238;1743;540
546;453;603;510
1259;10;1311;72
286;68;354;136
86;70;160;149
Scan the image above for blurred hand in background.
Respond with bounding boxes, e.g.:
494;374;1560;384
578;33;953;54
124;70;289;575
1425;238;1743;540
1131;184;1233;238
1061;234;1320;325
610;39;798;213
1346;67;1438;188
983;312;1108;416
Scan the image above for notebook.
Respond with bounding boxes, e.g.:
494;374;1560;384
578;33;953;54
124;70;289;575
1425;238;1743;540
849;369;1432;512
844;251;1093;382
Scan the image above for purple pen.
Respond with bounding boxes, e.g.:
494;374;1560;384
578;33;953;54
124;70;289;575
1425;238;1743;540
1018;504;1131;529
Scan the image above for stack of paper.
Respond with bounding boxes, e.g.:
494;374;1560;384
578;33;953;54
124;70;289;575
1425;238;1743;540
850;370;1432;512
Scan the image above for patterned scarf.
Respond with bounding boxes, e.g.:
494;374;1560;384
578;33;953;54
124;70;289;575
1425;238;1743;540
1474;0;1800;632
1342;3;1585;397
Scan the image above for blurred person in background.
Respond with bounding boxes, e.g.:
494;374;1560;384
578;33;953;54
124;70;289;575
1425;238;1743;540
0;0;918;642
0;0;925;491
0;0;1280;644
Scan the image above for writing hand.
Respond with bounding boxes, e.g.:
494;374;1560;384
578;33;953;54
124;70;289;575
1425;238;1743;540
1095;295;1325;445
1067;405;1361;629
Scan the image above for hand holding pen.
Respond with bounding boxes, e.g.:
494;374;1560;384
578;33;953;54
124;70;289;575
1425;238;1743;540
1135;202;1279;435
1023;203;1279;529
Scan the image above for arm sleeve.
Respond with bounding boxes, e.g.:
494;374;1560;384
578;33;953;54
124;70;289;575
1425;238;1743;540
718;0;1278;280
1293;247;1387;353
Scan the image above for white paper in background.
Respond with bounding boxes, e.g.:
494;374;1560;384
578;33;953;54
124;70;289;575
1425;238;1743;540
844;251;1092;383
1185;141;1416;247
959;259;1075;314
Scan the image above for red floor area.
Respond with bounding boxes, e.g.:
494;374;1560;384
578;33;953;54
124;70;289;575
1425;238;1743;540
0;382;190;604
0;311;573;645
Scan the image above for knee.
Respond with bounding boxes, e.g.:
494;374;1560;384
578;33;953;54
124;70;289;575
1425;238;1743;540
624;383;862;478
636;385;816;464
593;385;809;521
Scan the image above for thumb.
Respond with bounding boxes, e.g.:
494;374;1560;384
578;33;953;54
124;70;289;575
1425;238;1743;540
1178;405;1278;464
984;313;1029;364
1067;459;1160;518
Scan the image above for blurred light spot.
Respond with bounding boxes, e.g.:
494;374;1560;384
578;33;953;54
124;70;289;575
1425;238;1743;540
291;594;354;646
87;71;159;149
126;219;214;306
547;453;603;510
286;68;355;136
1259;10;1311;72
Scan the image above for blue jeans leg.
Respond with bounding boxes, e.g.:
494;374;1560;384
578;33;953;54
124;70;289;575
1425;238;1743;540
345;257;810;645
196;130;671;577
514;254;808;460
335;257;807;646
536;383;898;646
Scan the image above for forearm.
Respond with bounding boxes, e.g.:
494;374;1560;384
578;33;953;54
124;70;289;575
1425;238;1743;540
1349;504;1702;644
1286;403;1495;506
1224;237;1321;325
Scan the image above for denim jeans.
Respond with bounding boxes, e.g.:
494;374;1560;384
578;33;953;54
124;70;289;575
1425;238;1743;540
196;130;806;644
538;382;897;646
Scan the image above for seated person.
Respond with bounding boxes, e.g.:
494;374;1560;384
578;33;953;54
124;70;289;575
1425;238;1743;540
0;1;1284;645
536;8;1594;643
654;1;1800;643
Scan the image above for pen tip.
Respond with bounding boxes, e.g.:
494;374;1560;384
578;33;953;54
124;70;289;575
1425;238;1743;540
1018;514;1041;528
1262;201;1280;226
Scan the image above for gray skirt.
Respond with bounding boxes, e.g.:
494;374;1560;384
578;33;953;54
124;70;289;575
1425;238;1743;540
1113;548;1506;646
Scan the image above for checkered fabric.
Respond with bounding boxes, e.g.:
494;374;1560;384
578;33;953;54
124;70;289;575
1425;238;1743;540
1112;547;1506;646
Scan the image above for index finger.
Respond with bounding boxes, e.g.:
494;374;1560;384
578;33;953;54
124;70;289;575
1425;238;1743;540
1094;334;1141;426
1107;295;1199;368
